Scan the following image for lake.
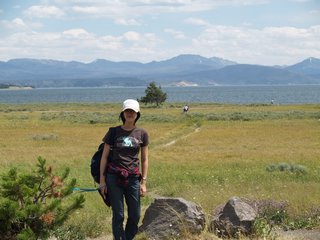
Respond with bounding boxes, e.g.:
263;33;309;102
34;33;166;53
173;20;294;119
1;85;320;104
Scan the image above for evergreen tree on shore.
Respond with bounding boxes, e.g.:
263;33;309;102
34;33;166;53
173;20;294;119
139;82;167;107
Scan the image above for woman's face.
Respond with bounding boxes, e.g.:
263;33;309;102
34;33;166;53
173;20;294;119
123;109;138;123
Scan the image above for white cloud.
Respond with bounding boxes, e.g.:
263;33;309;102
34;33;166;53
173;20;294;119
71;6;100;14
0;18;42;32
98;35;123;50
0;0;318;65
129;0;268;9
164;28;186;39
0;30;98;62
24;5;65;18
190;25;320;65
67;0;268;18
114;18;141;26
123;31;141;41
11;18;26;27
309;9;320;15
185;17;209;26
1;23;319;65
2;18;27;29
288;0;310;2
71;3;128;18
0;28;163;63
62;28;92;39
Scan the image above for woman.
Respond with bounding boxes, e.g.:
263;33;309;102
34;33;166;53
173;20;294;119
99;99;149;240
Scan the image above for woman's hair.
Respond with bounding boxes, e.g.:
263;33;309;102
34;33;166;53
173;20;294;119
119;111;141;124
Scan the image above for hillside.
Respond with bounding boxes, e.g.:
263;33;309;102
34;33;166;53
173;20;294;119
0;55;319;87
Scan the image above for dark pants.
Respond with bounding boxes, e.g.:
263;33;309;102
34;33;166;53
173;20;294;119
106;174;141;240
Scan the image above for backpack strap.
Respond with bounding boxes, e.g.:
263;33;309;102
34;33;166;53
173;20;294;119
106;127;116;165
108;127;116;149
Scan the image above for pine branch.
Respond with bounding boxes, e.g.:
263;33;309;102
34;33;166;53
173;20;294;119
0;157;86;239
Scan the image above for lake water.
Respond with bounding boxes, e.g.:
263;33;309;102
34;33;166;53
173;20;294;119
1;85;320;104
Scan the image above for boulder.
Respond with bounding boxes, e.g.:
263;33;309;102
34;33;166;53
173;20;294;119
139;197;206;239
210;196;257;238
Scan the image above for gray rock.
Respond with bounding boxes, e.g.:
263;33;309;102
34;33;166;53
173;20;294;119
139;197;206;239
210;196;257;238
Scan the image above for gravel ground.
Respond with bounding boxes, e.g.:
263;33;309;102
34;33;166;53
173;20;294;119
84;230;320;240
50;229;320;239
276;229;320;240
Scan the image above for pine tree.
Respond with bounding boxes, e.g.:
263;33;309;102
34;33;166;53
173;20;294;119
139;82;167;107
0;157;85;239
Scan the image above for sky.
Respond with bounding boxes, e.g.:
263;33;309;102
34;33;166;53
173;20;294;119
0;0;319;66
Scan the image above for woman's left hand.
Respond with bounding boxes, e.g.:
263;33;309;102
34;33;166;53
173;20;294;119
140;181;147;197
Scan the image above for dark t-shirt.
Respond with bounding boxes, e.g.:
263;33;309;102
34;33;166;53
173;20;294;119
102;126;149;173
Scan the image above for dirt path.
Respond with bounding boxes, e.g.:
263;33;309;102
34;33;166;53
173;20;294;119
162;127;200;147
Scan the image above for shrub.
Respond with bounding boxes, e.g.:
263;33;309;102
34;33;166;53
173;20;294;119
53;225;86;240
266;163;307;174
32;134;59;141
253;200;320;238
40;112;116;124
0;157;85;240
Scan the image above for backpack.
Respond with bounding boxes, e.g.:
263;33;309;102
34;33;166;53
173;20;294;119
90;127;116;183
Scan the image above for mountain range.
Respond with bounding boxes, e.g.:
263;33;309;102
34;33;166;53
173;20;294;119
0;54;319;87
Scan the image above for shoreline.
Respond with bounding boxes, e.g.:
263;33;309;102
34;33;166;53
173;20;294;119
1;85;320;104
7;86;34;90
0;85;34;90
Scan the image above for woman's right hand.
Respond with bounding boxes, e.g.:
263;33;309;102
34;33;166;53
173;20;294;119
99;183;107;199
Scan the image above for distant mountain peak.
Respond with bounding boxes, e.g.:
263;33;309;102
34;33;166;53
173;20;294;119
162;54;236;68
209;56;237;66
1;55;319;87
285;57;320;75
307;57;320;64
90;59;113;64
166;54;209;63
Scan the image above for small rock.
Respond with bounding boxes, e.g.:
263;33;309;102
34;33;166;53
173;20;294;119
139;197;206;240
210;196;257;238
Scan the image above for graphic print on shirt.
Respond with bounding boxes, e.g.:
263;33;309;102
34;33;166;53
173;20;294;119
120;136;140;148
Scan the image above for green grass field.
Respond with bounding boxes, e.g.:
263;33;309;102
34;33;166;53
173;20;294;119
1;102;320;238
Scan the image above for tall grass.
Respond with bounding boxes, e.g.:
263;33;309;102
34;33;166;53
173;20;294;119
0;103;319;238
